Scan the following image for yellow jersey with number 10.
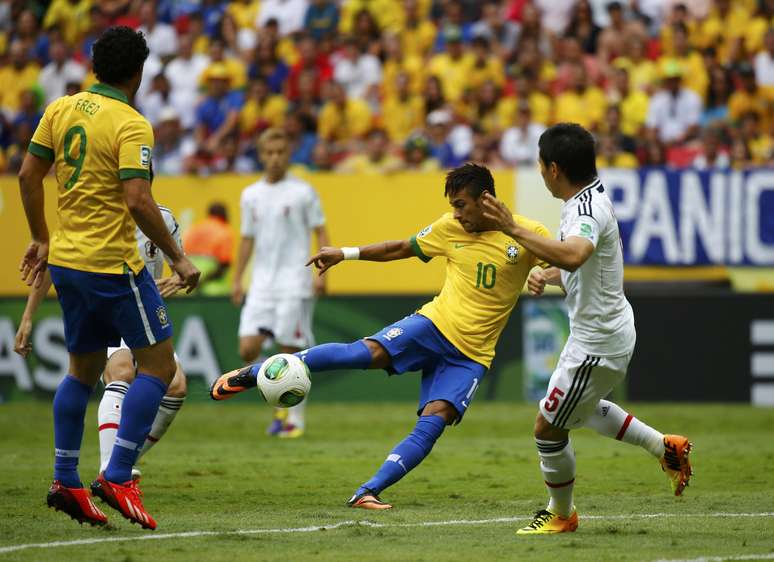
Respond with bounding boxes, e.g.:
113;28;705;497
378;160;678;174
410;212;551;368
28;83;153;275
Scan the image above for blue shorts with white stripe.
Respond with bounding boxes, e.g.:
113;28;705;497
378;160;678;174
49;264;172;354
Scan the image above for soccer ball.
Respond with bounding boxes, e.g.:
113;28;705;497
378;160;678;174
255;353;311;408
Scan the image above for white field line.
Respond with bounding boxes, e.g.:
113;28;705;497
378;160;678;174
655;554;774;562
1;511;773;556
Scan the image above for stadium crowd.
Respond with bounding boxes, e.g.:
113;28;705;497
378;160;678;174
0;0;773;175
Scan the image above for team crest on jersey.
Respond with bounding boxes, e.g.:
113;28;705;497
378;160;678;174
156;306;169;327
417;225;432;238
144;240;158;259
140;145;151;168
383;327;404;341
505;243;519;264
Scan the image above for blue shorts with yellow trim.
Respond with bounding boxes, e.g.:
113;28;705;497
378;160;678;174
367;313;486;423
49;265;172;354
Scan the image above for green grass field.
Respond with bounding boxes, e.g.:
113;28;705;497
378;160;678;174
1;401;773;562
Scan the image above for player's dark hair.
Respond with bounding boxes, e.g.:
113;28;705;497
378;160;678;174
208;202;228;221
444;163;496;199
538;123;598;186
92;26;149;86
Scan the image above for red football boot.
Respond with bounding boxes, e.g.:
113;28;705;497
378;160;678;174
91;475;157;530
47;481;108;526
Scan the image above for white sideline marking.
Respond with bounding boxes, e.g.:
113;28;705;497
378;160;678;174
656;554;774;562
1;512;773;555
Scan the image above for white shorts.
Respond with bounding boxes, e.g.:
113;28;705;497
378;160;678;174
107;340;179;362
539;338;632;430
238;297;315;348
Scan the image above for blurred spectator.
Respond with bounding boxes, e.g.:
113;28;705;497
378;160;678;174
692;128;731;170
339;0;397;37
601;105;637;154
745;1;774;55
554;64;607;131
434;1;474;51
534;0;575;36
249;39;290;95
239;78;288;137
336;128;402;173
290;69;324;126
382;71;425;143
310;139;334;170
428;26;474;102
696;0;750;64
318;81;372;144
6;121;33;173
399;0;436;58
597;1;648;64
739;112;772;164
467;36;506;92
402;134;440;171
513;72;551;126
381;33;424;99
609;65;649;137
12;9;50;64
0;41;40;114
304;0;339;40
615;37;658;94
646;60;702;144
728;65;770;128
165;33;210;128
200;37;247;91
154;107;197;176
423;75;446;115
195;64;245;156
12;90;43;138
136;50;163;103
38;38;86;105
286;34;333;101
554;35;602;94
565;0;600;55
641;138;668;167
426;109;472;168
470;80;513;138
662;22;708;99
257;0;309;36
469;126;505;168
701;67;733;127
138;0;178;60
351;8;382;53
139;73;174;127
729;138;754;169
79;7;110;63
472;1;520;58
285;112;318;167
596;134;639;169
499;101;545;166
754;28;774;96
332;36;382;101
43;0;90;47
183;202;235;296
226;0;262;31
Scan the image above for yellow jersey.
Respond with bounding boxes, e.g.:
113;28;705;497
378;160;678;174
411;212;550;368
28;83;152;275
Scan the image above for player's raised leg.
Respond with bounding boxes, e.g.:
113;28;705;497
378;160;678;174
583;399;693;495
48;348;109;526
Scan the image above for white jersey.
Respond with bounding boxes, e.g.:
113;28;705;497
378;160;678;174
136;205;182;280
240;174;325;298
559;178;635;357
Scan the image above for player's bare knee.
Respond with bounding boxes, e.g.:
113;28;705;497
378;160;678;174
103;351;135;384
239;341;261;363
534;412;567;441
421;400;457;424
364;339;390;369
166;366;187;398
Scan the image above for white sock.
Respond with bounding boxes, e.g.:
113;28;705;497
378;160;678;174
137;396;185;460
536;438;576;517
98;381;129;473
286;399;306;430
584;400;665;458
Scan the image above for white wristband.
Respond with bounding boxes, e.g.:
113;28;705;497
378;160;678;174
341;247;360;260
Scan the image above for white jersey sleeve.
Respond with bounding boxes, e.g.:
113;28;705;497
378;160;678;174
559;179;635;357
136;205;182;280
240;184;259;238
305;186;325;229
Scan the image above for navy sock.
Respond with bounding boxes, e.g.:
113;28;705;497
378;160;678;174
53;375;93;488
357;415;447;496
248;341;373;378
104;374;167;483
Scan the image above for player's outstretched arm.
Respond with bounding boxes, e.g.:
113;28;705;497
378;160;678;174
481;193;593;272
123;178;200;292
307;240;414;274
14;269;52;357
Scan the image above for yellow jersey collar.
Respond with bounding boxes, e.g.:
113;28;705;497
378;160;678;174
87;83;129;104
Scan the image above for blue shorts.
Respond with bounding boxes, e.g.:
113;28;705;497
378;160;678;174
367;314;486;423
49;265;173;354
